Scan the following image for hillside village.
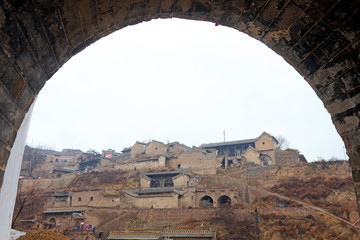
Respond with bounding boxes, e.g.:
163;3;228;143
14;132;360;240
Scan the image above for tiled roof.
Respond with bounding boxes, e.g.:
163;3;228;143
200;138;255;148
52;167;74;173
145;168;190;177
43;209;85;214
52;193;70;197
201;131;278;148
137;187;175;194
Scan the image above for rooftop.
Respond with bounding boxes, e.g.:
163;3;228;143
200;138;255;148
43;209;85;214
52;167;74;173
52;192;70;197
145;168;190;177
107;230;216;239
137;187;177;194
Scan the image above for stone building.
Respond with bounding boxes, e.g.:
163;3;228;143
42;209;85;230
122;169;235;209
71;190;120;208
46;189;121;209
167;150;218;175
145;141;167;156
46;192;72;208
139;169;192;189
131;142;148;156
200;132;300;167
45;149;83;163
117;155;168;171
130;140;167;157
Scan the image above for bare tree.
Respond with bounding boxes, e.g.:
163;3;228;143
275;135;289;150
12;181;47;228
22;145;46;177
78;149;102;171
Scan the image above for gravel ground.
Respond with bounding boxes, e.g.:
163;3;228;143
17;230;70;240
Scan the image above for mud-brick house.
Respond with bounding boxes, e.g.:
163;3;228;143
71;190;121;208
123;169;193;209
201;132;279;167
46;192;72;208
42;209;85;229
122;169;236;209
167;150;218;175
139;169;193;189
45;149;83;163
131;140;167;157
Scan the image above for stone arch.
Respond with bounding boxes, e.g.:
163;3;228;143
150;179;160;188
0;0;360;231
164;179;174;187
199;195;214;208
49;218;56;229
217;195;232;207
262;154;272;166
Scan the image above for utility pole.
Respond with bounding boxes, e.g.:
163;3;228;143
254;209;260;240
223;131;226;142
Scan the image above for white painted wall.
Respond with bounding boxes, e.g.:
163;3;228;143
0;100;35;240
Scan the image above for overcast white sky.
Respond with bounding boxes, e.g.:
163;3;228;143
26;18;347;162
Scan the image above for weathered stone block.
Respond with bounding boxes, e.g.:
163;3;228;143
0;143;10;170
334;115;360;136
338;11;360;42
270;2;304;30
313;31;351;66
322;0;359;30
0;50;24;99
0;116;16;146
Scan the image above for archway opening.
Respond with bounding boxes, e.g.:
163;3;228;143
217;195;231;207
262;155;272;166
26;19;345;163
199;196;214;208
48;218;56;229
164;179;174;187
150;179;160;188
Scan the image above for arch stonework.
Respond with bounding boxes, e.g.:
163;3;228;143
0;0;359;211
217;195;232;207
197;190;235;207
199;195;214;208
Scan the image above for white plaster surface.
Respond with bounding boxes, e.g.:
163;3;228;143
0;100;35;240
9;229;26;240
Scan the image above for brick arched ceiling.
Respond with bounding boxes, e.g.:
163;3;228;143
0;0;359;210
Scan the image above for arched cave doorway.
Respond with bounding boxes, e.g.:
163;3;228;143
49;218;56;229
150;179;160;188
199;196;214;208
217;195;232;207
164;179;174;187
262;155;272;166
